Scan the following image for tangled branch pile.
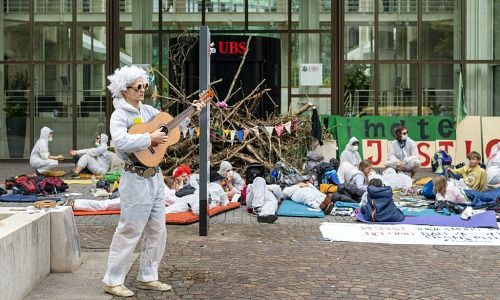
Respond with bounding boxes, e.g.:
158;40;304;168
154;34;317;174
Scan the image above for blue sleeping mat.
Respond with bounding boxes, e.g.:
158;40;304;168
277;199;325;218
0;194;61;202
356;210;498;229
334;201;443;217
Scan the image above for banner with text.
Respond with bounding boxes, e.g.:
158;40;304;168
325;116;499;168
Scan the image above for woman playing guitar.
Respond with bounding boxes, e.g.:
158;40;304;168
102;65;207;297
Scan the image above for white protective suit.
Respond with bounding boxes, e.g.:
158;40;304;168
246;177;281;217
76;133;113;175
340;137;362;167
385;137;420;172
165;182;228;214
30;127;58;174
103;98;167;287
74;183;172;211
337;161;368;192
218;161;245;193
282;183;326;209
381;168;412;191
486;142;500;185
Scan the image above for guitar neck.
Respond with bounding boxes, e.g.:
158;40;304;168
165;106;196;131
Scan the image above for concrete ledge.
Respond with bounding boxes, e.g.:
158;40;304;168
0;206;83;300
0;208;51;300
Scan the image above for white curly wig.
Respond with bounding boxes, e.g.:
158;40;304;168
107;65;149;98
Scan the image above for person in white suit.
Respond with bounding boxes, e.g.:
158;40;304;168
30;127;63;175
385;126;420;178
102;65;205;297
69;133;113;177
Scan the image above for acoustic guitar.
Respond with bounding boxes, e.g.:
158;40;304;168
128;89;214;167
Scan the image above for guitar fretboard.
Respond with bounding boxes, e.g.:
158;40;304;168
161;106;196;133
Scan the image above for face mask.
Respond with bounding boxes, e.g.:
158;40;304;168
226;170;233;177
400;135;407;141
352;146;358;151
48;137;53;142
95;142;100;147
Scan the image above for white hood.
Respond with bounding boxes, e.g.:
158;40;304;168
40;127;53;140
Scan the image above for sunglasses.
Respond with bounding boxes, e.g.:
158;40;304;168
128;82;150;91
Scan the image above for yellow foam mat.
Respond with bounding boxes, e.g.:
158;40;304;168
415;177;433;186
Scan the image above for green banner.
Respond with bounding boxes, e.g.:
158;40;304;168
331;116;455;158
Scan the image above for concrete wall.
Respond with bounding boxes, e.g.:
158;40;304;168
0;209;51;300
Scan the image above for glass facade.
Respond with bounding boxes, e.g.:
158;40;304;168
0;0;499;159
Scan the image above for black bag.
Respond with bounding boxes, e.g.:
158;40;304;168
245;163;268;184
96;179;110;190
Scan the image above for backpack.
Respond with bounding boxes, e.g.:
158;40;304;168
421;179;436;199
431;150;453;174
104;171;122;184
361;185;405;222
38;177;68;195
269;161;304;187
13;175;42;195
245;163;268;184
304;151;324;176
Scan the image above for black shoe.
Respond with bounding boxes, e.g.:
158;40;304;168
257;214;278;224
252;207;262;216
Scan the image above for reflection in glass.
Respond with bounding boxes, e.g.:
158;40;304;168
378;19;417;60
205;0;245;29
76;64;107;149
33;64;73;159
33;23;72;61
248;0;287;29
378;64;418;116
344;64;373;116
466;1;500;60
423;64;457;116
344;0;374;60
422;2;460;59
0;65;31;158
466;64;499;116
292;0;331;29
77;26;107;61
2;21;30;61
291;33;332;89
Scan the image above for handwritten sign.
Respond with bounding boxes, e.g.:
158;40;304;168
319;222;500;246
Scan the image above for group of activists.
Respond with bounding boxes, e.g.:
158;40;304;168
30;126;113;178
27;64;499;298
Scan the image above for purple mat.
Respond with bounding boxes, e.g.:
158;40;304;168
356;211;498;229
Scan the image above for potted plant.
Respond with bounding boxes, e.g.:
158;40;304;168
344;64;371;115
3;71;29;158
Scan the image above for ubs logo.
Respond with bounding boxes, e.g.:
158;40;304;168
216;41;247;55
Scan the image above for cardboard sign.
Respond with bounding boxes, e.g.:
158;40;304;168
362;139;388;167
481;117;500;159
455;116;482;163
416;141;436;168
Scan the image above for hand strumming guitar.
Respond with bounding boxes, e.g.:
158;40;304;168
149;128;169;145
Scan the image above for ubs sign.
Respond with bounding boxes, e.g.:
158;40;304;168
215;41;247;55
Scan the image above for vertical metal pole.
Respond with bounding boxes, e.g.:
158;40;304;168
199;26;211;236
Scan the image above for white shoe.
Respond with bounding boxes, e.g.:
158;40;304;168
103;284;134;297
461;206;473;220
136;280;172;291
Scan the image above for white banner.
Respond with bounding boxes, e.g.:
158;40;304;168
319;223;500;246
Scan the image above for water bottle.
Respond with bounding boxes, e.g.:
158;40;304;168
90;175;97;193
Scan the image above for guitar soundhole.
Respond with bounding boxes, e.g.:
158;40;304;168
161;126;169;135
148;146;156;154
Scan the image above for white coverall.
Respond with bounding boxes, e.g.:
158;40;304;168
381;168;412;190
165;182;228;215
246;177;280;217
76;133;113;175
385;137;420;172
337;161;368;192
30;127;58;174
103;98;166;287
486;142;500;185
73;183;172;211
340;137;362;167
282;183;326;209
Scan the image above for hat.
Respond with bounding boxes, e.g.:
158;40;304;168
218;161;233;175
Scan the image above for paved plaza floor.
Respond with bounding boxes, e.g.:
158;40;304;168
1;162;499;299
